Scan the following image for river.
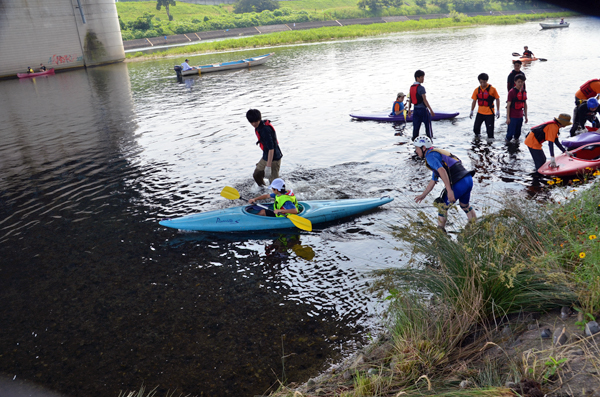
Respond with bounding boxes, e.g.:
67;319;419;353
1;16;599;397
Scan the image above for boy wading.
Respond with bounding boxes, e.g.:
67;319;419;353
246;109;283;186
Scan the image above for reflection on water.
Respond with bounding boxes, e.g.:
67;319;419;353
1;16;599;397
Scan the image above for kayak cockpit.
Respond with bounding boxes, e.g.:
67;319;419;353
575;144;600;161
243;203;307;216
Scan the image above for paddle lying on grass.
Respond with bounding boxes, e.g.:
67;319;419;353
220;186;312;231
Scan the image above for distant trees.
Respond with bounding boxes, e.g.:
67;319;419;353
233;0;280;14
156;0;176;21
357;0;402;13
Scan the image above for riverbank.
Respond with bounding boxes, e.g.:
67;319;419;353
271;177;600;396
125;11;571;61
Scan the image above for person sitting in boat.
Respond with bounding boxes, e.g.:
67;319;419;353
522;46;534;58
412;135;477;233
390;92;406;116
181;59;193;71
248;178;299;217
39;63;47;71
570;98;599;136
26;66;34;74
525;113;573;172
560;18;565;24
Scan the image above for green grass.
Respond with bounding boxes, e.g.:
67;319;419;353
117;2;228;23
126;12;567;60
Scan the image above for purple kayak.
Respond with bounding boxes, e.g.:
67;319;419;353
562;131;600;149
349;111;459;122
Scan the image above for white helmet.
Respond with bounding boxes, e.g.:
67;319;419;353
412;135;433;148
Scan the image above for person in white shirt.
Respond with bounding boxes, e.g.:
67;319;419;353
181;59;192;71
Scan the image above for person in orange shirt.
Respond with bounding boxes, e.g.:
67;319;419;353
524;113;573;172
574;79;600;106
470;73;500;138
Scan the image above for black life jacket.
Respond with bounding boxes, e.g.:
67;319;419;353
530;121;558;144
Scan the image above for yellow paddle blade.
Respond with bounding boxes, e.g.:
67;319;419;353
291;244;315;261
287;214;312;232
403;109;407;122
220;186;240;200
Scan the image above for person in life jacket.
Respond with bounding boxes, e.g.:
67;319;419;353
470;73;500;138
27;67;34;73
249;178;299;218
522;45;534;58
406;70;435;140
389;92;406;116
506;74;528;142
246;108;283;187
570;98;599;136
574;79;600;106
524;113;573;171
413;135;477;233
507;60;526;92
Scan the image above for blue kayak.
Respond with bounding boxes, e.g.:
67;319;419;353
159;197;394;232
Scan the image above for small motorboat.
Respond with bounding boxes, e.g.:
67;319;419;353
174;53;274;77
538;143;600;177
159;197;393;232
17;68;55;79
540;22;569;29
349;111;459;122
562;127;600;149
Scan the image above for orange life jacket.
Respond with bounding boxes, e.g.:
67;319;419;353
580;79;600;99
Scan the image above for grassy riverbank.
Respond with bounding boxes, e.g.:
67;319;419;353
125;12;568;60
271;175;600;396
117;0;557;40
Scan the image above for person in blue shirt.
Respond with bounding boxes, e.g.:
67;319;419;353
413;135;477;232
248;178;299;217
390;92;406;116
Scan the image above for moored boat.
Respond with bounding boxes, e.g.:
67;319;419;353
349;111;459;122
538;144;600;177
159;196;394;232
174;53;274;77
17;68;55;79
540;22;569;29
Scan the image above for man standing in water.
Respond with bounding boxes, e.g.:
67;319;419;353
507;60;525;92
470;73;500;138
506;74;528;142
246;109;283;186
413;136;476;233
407;70;435;140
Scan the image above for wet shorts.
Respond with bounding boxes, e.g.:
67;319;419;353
443;175;473;206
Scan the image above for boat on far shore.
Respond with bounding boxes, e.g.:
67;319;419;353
540;22;569;29
174;53;274;77
17;68;55;79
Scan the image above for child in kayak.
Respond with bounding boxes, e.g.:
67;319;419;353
390;92;406;116
249;178;299;217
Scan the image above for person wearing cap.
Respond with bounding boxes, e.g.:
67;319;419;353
506;74;528;142
470;73;501;138
390;92;406;116
507;60;526;92
246;109;283;186
413;135;476;233
522;46;534;58
524;114;573;171
181;59;192;71
248;178;299;217
570;98;599;136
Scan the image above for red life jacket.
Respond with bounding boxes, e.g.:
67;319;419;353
511;89;527;110
255;120;277;151
580;79;600;99
410;83;423;105
529;121;558;144
477;85;495;109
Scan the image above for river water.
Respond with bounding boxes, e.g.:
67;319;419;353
1;16;599;397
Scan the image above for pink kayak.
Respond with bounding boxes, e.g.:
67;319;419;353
538;143;600;177
17;68;55;79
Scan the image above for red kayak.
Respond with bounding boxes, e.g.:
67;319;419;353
538;143;600;177
17;69;55;79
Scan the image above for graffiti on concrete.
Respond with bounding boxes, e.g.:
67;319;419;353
48;54;84;65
